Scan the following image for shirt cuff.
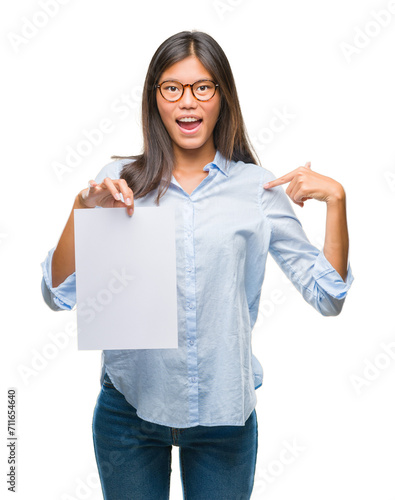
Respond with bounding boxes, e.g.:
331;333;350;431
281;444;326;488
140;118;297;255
40;247;76;310
312;250;354;300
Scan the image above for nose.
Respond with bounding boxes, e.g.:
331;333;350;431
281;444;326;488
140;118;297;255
179;85;197;108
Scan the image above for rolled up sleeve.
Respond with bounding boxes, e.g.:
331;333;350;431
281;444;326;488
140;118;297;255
313;250;353;300
40;246;76;311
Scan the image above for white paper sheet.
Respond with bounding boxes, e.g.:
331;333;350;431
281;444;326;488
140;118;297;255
74;207;178;350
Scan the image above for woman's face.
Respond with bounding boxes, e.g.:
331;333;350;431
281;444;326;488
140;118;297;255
156;55;221;155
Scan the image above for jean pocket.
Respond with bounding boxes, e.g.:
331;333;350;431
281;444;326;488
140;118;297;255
103;372;115;389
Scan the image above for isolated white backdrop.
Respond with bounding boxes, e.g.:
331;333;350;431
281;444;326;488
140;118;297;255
2;0;395;499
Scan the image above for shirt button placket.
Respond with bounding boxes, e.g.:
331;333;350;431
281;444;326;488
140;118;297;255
184;196;199;425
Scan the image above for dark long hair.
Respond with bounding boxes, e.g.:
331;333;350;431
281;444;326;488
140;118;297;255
112;30;260;205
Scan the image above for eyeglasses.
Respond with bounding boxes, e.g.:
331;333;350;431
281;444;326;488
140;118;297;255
156;79;219;102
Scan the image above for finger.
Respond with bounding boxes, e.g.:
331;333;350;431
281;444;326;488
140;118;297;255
285;176;310;207
291;185;311;205
102;177;122;201
286;180;304;207
288;175;303;202
81;180;97;201
264;163;313;189
289;186;304;207
115;179;134;208
114;179;134;216
263;170;298;190
294;191;310;206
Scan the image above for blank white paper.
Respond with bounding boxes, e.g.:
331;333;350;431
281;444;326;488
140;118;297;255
74;207;178;350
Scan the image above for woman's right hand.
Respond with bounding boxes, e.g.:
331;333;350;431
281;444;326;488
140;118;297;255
77;177;134;216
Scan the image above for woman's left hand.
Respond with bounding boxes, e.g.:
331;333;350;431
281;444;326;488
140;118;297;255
263;162;345;207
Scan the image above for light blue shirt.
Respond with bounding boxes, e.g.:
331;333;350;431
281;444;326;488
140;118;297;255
41;150;354;428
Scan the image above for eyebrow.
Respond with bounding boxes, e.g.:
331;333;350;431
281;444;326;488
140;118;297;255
161;77;212;81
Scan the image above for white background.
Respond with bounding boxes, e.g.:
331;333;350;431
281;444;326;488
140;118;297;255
1;0;395;498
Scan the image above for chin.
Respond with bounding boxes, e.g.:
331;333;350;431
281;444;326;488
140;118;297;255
175;139;210;151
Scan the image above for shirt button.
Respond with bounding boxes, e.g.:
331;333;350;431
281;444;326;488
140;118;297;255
188;302;194;309
188;340;194;346
191;377;197;383
186;267;191;273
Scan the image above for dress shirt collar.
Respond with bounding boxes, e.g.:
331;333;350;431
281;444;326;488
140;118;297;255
203;149;231;177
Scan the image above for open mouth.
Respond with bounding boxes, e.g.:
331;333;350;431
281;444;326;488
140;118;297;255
176;119;203;134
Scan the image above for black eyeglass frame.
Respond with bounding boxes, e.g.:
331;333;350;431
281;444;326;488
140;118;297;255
155;79;219;102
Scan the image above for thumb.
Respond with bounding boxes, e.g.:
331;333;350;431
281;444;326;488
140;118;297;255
305;161;311;169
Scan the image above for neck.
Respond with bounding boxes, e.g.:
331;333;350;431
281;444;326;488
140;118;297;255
172;141;216;175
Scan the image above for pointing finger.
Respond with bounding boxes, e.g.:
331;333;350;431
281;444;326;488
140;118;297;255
263;162;312;190
263;171;296;190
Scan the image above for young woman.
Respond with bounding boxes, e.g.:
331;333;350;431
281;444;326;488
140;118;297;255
41;30;353;500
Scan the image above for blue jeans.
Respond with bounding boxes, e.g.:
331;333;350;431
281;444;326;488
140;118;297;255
92;372;258;500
